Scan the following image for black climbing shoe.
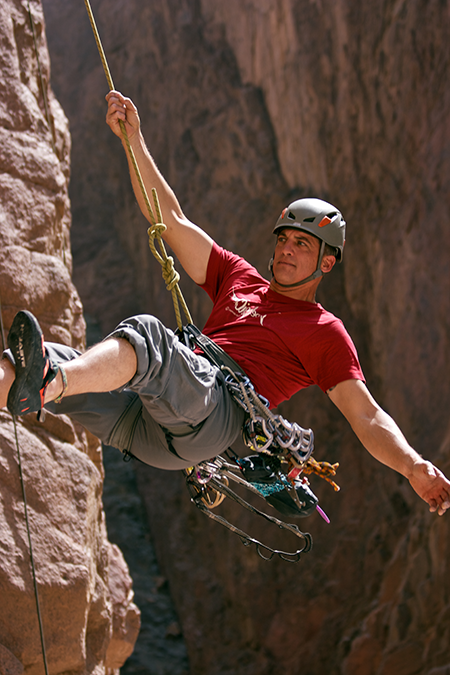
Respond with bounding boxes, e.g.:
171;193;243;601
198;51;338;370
7;310;58;416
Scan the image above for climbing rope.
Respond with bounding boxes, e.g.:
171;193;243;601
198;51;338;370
0;297;49;675
146;189;192;328
83;0;191;329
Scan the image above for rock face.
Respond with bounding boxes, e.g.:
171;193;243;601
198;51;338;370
41;0;450;674
0;1;139;673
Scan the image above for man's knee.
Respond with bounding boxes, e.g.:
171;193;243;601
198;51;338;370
106;314;177;387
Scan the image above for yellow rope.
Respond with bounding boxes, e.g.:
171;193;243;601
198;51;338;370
83;0;192;329
147;190;192;327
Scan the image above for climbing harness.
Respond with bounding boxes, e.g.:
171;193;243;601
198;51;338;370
178;324;314;465
179;324;340;559
83;0;341;560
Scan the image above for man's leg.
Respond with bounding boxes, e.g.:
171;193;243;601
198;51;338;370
6;310;138;414
6;311;244;468
104;314;246;463
45;337;137;403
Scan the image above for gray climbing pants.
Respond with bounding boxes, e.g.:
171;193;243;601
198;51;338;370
40;315;245;470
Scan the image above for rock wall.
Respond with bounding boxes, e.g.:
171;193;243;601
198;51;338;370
0;2;139;673
40;0;450;674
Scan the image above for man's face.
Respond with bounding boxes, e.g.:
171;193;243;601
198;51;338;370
272;228;321;286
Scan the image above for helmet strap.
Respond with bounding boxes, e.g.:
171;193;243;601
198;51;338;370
271;241;326;289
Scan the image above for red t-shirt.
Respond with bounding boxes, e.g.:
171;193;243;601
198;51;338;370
200;243;364;408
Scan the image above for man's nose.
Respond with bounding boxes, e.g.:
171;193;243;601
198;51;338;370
281;240;295;255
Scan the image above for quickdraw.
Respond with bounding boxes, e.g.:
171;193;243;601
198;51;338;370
185;456;313;562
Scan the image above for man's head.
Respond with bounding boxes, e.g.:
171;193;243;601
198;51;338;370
270;198;346;289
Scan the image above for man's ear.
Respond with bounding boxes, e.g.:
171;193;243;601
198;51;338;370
321;255;337;275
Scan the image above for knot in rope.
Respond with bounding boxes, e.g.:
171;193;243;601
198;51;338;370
148;222;167;239
147;224;180;289
146;217;192;329
85;0;192;330
161;256;180;291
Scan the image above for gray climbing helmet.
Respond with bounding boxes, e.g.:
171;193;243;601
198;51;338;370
270;198;346;288
273;198;346;261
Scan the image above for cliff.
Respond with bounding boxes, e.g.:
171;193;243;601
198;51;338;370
27;0;450;673
0;1;139;673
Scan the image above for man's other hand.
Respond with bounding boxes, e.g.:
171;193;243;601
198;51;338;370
106;90;140;141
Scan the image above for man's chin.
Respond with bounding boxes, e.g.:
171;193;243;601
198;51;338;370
273;266;298;285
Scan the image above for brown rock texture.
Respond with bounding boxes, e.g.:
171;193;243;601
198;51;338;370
0;1;139;673
41;0;450;674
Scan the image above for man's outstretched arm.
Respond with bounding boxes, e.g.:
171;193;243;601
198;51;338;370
328;378;450;515
106;90;213;285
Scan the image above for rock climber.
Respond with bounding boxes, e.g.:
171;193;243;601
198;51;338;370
1;90;449;517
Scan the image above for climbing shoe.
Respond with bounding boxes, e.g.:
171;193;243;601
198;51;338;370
238;454;319;518
7;310;58;416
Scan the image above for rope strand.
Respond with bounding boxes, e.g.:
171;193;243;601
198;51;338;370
83;0;192;329
0;299;49;675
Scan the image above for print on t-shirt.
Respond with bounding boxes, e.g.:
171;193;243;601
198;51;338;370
225;289;268;326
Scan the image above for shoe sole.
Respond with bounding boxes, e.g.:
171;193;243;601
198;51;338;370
7;310;47;415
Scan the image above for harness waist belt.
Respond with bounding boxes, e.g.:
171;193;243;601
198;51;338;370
179;323;248;377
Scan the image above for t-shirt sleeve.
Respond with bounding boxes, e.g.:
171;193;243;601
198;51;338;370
201;242;258;301
305;319;365;392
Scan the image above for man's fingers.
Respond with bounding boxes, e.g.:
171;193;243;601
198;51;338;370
107;106;126;123
105;89;124;102
429;498;450;515
429;499;438;513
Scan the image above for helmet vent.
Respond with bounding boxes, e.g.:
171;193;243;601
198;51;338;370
287;211;296;220
326;212;338;218
303;216;315;222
